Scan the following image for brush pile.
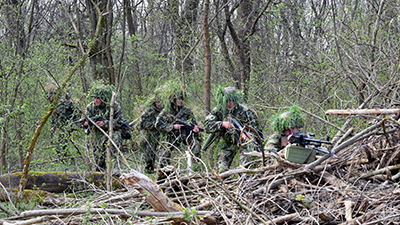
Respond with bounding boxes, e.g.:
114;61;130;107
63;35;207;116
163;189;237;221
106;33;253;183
2;118;400;225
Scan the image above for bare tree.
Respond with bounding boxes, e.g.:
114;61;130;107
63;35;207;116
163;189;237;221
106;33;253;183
125;0;143;97
203;0;211;114
86;0;116;84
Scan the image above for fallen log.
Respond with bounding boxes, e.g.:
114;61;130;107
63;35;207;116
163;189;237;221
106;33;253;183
0;208;218;225
121;169;192;225
0;171;121;194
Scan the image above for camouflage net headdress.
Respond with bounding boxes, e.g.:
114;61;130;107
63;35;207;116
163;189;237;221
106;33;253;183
44;82;57;94
143;85;164;109
271;105;305;133
88;83;116;104
215;86;244;117
158;80;187;111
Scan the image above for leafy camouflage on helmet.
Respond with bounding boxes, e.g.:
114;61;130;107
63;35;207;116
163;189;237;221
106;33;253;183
44;82;58;102
88;83;115;103
215;86;244;117
158;80;187;112
272;105;305;133
143;85;164;109
44;82;57;94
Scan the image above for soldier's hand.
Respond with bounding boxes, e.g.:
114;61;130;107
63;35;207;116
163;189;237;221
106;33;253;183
50;127;55;133
83;121;88;127
222;121;234;129
241;132;250;140
287;134;294;144
96;121;104;127
193;125;200;133
174;124;183;130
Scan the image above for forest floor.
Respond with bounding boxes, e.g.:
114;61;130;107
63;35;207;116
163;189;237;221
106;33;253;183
1;119;400;224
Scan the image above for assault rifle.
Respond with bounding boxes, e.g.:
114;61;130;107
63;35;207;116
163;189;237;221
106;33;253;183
289;132;334;157
176;119;204;138
74;116;104;135
231;117;265;166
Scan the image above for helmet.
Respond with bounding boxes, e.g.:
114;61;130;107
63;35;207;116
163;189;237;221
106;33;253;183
215;86;244;116
88;83;115;103
272;105;305;133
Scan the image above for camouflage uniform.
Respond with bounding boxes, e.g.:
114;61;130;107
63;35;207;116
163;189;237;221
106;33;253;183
139;102;163;173
155;103;201;167
265;133;283;152
51;94;77;156
205;103;259;172
46;84;77;160
84;88;125;171
265;105;305;154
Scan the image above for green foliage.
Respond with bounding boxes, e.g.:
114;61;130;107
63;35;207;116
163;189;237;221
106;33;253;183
157;80;187;112
182;207;197;221
271;105;305;133
215;86;244;117
88;82;116;103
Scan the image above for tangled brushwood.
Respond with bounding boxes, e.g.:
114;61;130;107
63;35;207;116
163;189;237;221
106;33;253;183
2;118;400;224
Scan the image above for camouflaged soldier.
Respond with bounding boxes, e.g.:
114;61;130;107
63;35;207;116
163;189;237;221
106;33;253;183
45;83;77;160
265;106;305;153
204;86;260;173
139;91;163;174
83;84;125;171
155;81;201;167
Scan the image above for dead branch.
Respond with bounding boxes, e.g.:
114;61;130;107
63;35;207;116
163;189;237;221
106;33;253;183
325;109;400;115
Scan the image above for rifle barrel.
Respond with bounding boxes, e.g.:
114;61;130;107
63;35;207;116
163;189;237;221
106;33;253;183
304;137;333;145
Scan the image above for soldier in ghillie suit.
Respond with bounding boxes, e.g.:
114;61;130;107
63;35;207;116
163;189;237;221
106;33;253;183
45;83;77;161
138;89;163;174
155;81;202;168
83;83;126;171
204;86;260;173
265;105;305;153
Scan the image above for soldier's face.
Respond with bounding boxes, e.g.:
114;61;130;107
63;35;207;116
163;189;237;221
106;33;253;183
175;98;183;106
284;127;299;136
227;100;235;111
155;101;162;109
47;93;55;102
94;97;102;106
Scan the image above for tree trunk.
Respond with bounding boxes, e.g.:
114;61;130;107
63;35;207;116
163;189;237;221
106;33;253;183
124;0;142;96
169;0;199;75
86;0;115;84
203;0;211;115
223;0;254;100
235;0;252;101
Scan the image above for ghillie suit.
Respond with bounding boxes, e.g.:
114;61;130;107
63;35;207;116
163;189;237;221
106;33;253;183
138;87;164;173
204;86;260;172
155;80;202;168
265;105;305;152
45;82;78;162
84;83;126;171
